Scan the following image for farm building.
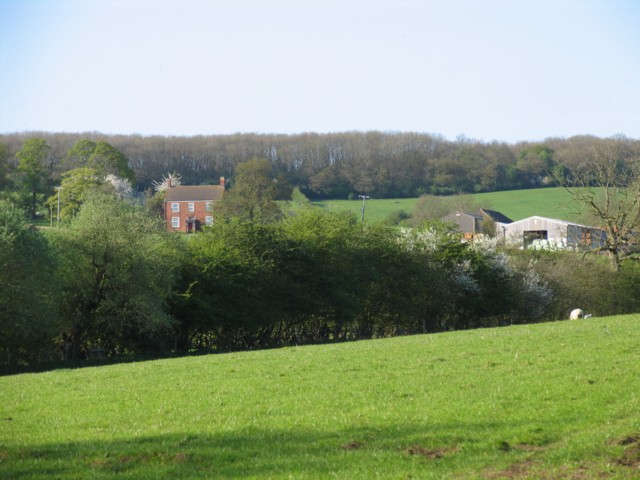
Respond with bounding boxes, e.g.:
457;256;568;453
164;178;225;233
502;216;606;249
443;209;513;240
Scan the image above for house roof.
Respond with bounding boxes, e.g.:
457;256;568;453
165;185;224;202
479;208;513;224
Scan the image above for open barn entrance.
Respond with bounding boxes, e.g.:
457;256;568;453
523;230;547;248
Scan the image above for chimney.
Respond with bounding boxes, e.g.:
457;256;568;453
219;176;225;189
167;176;172;188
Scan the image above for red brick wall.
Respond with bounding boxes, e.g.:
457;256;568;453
164;200;213;232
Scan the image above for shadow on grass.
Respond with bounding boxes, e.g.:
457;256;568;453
0;355;174;377
0;340;359;377
0;423;506;479
0;349;229;377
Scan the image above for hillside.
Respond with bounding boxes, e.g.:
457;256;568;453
472;187;586;222
2;315;640;479
305;187;586;224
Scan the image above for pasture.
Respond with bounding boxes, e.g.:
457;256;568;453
303;187;586;224
1;315;640;479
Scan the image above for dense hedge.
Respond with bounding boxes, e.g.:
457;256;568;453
3;196;639;366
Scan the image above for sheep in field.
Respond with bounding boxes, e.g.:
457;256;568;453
569;308;584;320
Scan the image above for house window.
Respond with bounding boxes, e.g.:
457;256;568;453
171;217;179;228
205;216;213;225
188;202;195;212
171;203;179;212
205;201;212;211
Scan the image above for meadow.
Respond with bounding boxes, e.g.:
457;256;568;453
1;315;639;479
304;187;586;224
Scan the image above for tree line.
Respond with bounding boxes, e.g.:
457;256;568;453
2;131;640;201
2;188;639;367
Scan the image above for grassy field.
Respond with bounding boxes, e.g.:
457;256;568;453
2;315;640;479
306;197;418;224
297;188;587;224
472;188;585;223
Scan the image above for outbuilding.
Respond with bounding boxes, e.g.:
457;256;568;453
502;216;606;250
442;209;513;240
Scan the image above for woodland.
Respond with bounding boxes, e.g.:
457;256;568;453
2;131;640;198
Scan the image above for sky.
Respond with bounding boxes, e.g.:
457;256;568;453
1;0;639;143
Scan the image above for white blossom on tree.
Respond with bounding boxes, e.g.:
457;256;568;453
152;172;182;193
398;226;442;253
105;174;134;200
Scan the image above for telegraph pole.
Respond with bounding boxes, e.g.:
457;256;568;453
54;186;62;226
359;194;370;225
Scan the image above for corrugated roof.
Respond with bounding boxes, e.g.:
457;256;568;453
480;208;513;224
506;215;595;229
165;185;224;202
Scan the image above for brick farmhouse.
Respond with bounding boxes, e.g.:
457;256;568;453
164;178;225;232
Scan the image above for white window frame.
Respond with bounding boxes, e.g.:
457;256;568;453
171;202;179;213
205;215;213;225
188;202;195;212
171;217;180;228
205;201;212;211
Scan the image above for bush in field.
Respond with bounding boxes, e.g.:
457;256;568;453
411;194;484;226
508;249;640;320
510;261;553;323
383;209;411;226
401;227;520;329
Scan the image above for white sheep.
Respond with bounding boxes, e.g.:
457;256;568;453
569;308;584;320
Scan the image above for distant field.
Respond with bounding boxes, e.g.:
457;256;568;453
306;197;417;224
2;315;640;479
472;187;586;222
294;188;587;224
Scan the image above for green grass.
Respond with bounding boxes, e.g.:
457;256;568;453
308;197;418;224
472;188;586;222
289;188;588;224
2;315;640;478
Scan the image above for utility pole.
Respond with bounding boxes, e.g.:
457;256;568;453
359;194;370;225
54;186;62;226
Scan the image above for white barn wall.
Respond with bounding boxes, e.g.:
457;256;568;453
502;216;606;249
503;216;568;246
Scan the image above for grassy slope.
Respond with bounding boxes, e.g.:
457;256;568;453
295;188;585;224
2;315;640;479
472;188;584;223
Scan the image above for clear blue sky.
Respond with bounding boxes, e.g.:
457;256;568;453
1;0;639;143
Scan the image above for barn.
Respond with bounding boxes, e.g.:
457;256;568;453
442;209;513;240
502;216;606;250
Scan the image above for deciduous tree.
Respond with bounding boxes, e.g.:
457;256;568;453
411;194;484;226
52;192;179;358
0;143;10;191
16;138;51;219
47;167;101;221
218;158;282;222
0;201;58;364
564;137;640;271
67;140;135;183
